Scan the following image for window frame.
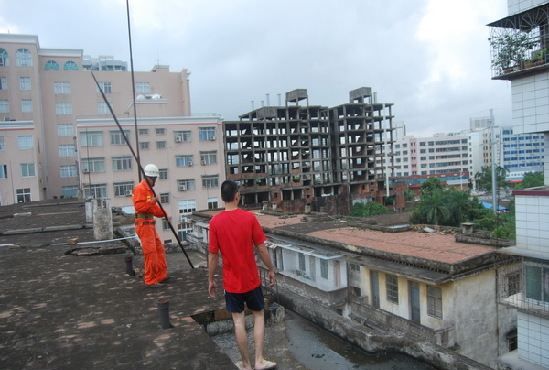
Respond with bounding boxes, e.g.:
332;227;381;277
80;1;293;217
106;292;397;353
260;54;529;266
17;135;33;150
385;274;399;304
113;181;134;197
427;286;443;319
112;156;132;172
16;48;32;67
20;163;35;177
58;144;76;158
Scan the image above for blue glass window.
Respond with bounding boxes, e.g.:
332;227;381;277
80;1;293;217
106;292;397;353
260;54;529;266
0;48;8;67
45;60;59;71
63;61;79;71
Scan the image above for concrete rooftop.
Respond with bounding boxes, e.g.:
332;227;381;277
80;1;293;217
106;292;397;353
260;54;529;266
0;201;237;370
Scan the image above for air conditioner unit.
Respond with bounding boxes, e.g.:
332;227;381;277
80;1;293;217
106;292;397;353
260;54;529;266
175;137;182;143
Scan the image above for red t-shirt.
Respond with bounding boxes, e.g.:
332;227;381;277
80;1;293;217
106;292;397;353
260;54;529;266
208;209;266;293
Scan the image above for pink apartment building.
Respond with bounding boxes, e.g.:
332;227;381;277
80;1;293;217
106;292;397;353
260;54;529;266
0;33;224;241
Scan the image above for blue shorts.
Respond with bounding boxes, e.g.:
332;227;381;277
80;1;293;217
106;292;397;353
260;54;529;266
224;286;264;313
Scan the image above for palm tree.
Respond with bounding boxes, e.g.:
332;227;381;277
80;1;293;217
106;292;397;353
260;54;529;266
423;190;450;225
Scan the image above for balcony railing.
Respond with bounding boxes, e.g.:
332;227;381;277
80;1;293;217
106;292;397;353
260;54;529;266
488;4;549;80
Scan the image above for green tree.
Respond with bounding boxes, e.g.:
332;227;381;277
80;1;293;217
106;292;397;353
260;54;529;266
474;166;508;192
351;202;387;217
515;171;544;189
422;190;450;225
421;178;443;194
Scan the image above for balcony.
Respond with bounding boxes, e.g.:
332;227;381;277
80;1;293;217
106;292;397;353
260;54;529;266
488;4;549;80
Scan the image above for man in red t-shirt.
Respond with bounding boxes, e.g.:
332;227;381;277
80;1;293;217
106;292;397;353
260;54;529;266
208;180;277;370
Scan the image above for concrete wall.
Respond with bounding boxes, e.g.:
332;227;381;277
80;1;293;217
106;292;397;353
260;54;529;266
277;285;492;370
453;269;500;368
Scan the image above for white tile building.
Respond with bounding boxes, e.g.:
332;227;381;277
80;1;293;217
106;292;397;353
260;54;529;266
489;0;549;368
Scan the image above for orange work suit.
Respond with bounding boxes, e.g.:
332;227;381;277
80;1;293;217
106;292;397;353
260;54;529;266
133;179;168;286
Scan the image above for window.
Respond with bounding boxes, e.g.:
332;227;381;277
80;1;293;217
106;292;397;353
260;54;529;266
385;274;399;304
505;272;521;297
0;48;8;67
298;253;306;271
155;128;166;135
0;99;9;113
0;76;6;90
59;165;77;178
0;164;7;179
320;259;328;279
80;131;103;147
20;163;35;177
83;184;107;199
57;124;74;137
45;60;60;71
524;264;549;302
177;179;195;192
174;130;191;143
162;219;170;230
199;127;216;141
62;186;79;198
56;103;72;115
202;175;219;189
112;156;132;171
113;181;134;197
427;286;443;319
139;142;149;150
16;188;31;203
208;197;218;210
178;199;197;214
17;136;33;149
54;81;71;94
160;193;170;204
81;157;105;173
0;136;4;150
159;168;168;180
63;61;79;70
138;128;149;135
110;130;129;145
97;102;109;114
58;144;76;158
200;151;217;166
97;81;112;94
135;82;151;94
156;141;166;149
16;49;32;67
176;155;193;167
21;99;32;113
19;77;31;91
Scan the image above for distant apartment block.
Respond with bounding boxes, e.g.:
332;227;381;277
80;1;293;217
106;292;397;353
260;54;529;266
501;126;545;180
489;1;549;369
76;115;224;242
223;87;394;213
0;33;191;205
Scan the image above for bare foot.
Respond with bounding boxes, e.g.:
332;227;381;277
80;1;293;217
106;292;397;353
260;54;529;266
235;360;253;370
255;359;277;370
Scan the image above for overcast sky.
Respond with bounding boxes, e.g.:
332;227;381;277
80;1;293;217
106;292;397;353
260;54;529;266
1;0;511;136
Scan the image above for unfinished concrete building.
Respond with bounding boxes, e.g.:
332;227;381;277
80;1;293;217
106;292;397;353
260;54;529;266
223;88;394;213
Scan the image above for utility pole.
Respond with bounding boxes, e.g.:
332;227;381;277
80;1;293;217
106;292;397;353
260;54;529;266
490;109;497;215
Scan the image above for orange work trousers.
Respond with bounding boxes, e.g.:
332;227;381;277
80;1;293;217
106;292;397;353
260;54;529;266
136;221;168;286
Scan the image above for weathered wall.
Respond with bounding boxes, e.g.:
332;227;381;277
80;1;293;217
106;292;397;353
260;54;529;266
274;273;347;307
453;269;500;368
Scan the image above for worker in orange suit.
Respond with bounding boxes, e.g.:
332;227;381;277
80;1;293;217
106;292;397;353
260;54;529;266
133;163;169;287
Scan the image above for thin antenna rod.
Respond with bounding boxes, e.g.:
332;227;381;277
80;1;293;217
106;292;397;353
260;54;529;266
126;0;141;182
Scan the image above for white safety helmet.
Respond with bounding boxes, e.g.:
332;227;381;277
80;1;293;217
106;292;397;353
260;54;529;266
144;163;159;178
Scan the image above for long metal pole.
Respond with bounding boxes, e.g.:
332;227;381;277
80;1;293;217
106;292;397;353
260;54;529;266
490;109;497;215
126;0;141;182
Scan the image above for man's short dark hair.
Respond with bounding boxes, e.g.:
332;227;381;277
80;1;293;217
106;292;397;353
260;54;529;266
221;180;239;202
